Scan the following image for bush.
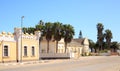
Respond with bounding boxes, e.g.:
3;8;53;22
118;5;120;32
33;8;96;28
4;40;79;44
99;49;108;53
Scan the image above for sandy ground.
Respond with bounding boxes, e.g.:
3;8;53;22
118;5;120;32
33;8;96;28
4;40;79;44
0;56;120;71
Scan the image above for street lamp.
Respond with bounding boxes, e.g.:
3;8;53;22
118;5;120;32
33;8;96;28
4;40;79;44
21;16;24;62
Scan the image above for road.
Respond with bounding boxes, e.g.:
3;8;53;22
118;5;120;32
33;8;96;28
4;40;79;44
0;56;120;71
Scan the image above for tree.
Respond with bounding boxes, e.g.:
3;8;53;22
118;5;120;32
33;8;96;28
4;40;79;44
44;22;53;53
79;30;83;38
63;24;75;53
97;23;104;51
27;27;35;34
35;20;45;59
39;20;44;25
94;42;99;53
53;22;63;53
104;29;113;49
102;41;107;50
111;41;119;52
22;27;35;34
35;21;45;37
22;27;27;34
88;39;95;52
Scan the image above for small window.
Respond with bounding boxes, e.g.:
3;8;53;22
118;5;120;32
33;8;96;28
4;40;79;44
32;46;35;56
24;46;27;56
4;45;8;56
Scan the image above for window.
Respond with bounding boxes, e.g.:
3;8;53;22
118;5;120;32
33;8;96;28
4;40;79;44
4;45;8;56
24;46;27;56
32;46;35;56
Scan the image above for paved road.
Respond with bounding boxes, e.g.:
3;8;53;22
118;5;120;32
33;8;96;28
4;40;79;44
0;56;120;71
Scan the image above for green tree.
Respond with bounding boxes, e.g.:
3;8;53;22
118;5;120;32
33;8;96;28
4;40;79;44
97;23;104;51
88;39;95;52
102;41;107;50
53;22;63;53
35;20;45;58
104;29;113;49
79;30;83;38
27;27;35;34
44;22;53;53
35;21;45;36
22;27;35;34
63;24;75;53
39;20;44;25
111;41;119;52
22;27;27;34
95;42;99;53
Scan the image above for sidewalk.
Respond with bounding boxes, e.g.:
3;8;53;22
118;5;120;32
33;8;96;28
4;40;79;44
0;60;46;66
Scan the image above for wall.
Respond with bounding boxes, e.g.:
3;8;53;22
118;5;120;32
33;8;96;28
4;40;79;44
0;41;16;62
40;37;56;53
22;38;39;61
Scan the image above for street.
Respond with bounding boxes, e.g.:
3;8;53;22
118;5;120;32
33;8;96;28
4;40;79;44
0;56;120;71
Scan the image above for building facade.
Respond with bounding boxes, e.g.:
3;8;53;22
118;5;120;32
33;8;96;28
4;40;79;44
40;37;90;59
0;28;40;63
0;28;90;62
67;38;90;58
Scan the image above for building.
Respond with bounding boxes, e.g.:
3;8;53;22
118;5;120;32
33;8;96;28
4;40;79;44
40;37;90;59
0;28;90;62
0;28;40;63
67;38;90;58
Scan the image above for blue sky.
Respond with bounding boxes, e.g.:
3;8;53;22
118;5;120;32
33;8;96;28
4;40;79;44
0;0;120;42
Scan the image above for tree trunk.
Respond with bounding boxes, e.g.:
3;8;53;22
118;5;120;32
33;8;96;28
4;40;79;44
47;40;49;53
65;42;67;53
95;48;97;53
99;44;102;51
101;45;103;51
90;48;93;52
56;41;58;53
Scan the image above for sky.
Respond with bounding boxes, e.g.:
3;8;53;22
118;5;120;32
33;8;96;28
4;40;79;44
0;0;120;42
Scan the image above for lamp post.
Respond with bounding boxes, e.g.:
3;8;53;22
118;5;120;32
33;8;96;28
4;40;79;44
21;16;24;62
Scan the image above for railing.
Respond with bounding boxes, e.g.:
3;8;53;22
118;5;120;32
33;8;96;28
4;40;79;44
40;53;70;59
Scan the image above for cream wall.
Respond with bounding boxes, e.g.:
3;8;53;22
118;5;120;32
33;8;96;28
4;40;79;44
68;46;83;58
0;41;3;62
83;38;90;55
40;39;56;53
0;28;40;62
22;38;39;61
0;41;16;62
58;39;65;53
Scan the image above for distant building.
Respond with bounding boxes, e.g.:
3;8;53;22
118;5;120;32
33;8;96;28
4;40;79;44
67;38;90;58
40;37;90;59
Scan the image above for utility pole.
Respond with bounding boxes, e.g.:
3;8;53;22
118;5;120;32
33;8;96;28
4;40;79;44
21;16;24;62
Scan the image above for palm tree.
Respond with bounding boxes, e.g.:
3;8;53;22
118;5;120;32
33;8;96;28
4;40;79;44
111;41;119;52
22;27;35;34
88;39;95;52
44;22;53;53
27;27;35;34
35;21;45;37
104;29;113;49
53;22;63;53
63;24;75;53
39;20;44;25
97;23;104;51
35;21;45;59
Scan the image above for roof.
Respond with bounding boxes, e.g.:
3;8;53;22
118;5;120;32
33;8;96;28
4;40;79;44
67;38;84;47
